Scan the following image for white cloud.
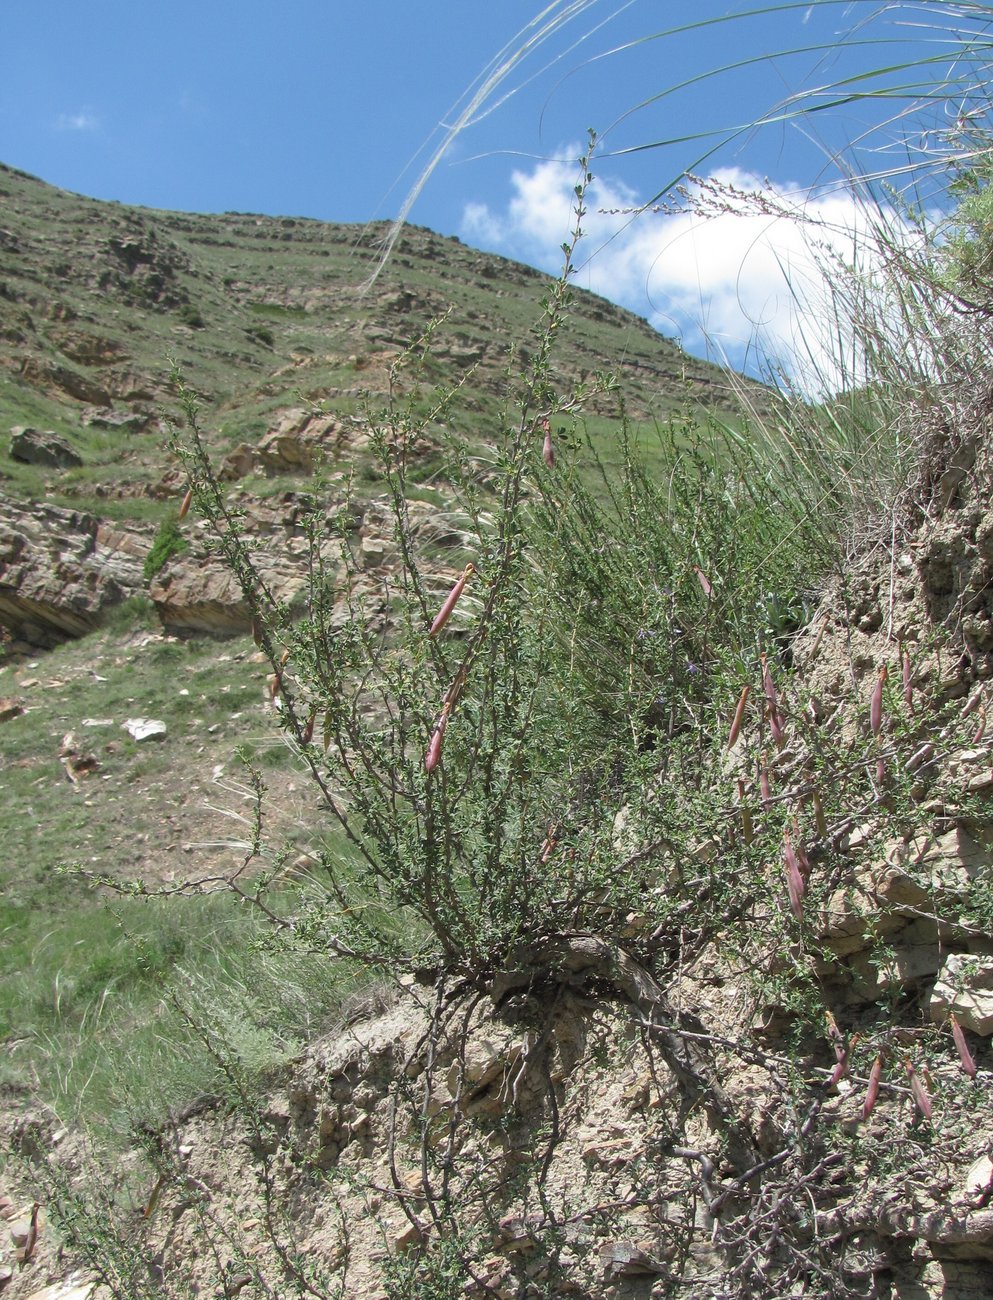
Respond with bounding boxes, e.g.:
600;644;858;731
55;111;99;132
460;153;924;394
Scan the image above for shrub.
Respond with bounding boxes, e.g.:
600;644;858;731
143;519;188;581
177;302;205;329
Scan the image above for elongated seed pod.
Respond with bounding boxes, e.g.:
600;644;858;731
974;704;987;744
178;487;193;520
870;665;888;737
783;829;806;923
727;685;750;750
541;418;555;469
905;742;935;773
694;566;712;599
862;1053;884;1120
761;653;784;746
963;684;985;717
794;832;810;876
251;615;264;649
826;1050;849;1088
759;755;772;810
424;706;451;774
950;1014;978;1080
902;646;913;714
905;1059;932;1121
429;564;476;638
424;728;444;774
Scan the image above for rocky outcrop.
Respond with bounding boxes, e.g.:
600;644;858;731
9;426;82;468
148;546;319;636
817;824;993;1005
0;495;148;647
255;407;369;473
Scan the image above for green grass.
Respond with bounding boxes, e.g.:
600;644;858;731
0;888;364;1135
247;301;310;320
0;621;371;1134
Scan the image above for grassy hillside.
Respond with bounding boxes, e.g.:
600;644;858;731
0;161;750;526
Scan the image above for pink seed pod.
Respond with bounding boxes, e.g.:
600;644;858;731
760;653;785;747
962;684;985;717
902;646;913;715
727;685;750;750
950;1014;978;1080
870;665;888;737
826;1050;849;1089
862;1053;885;1120
541;418;555;469
178;487;193;520
783;829;806;923
429;564;476;638
973;705;987;744
693;566;713;599
759;755;772;810
904;1059;932;1122
424;706;451;774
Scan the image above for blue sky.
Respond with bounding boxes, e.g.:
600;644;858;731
0;2;977;383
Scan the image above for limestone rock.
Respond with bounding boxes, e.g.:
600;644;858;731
359;534;389;569
17;357;111;406
967;1156;993;1202
599;1240;667;1278
875;828;992;910
256;408;358;473
9;426;83;468
219;443;257;481
931;954;993;1035
23;1282;97;1300
0;697;24;722
149;551;307;636
80;405;152;431
121;718;167;742
0;494;148;646
818;826;993;970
